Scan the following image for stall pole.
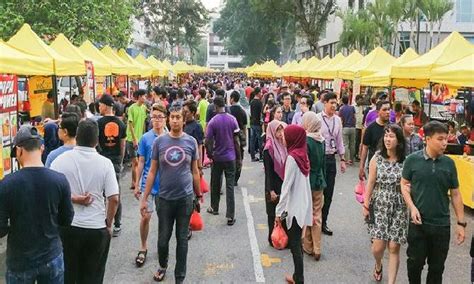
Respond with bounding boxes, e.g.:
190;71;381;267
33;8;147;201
52;75;59;118
69;76;72;98
428;82;433;119
126;75;130;98
93;75;96;102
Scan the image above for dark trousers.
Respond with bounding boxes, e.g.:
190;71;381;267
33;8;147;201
322;155;337;226
235;146;244;184
60;226;111;284
407;223;450;284
355;128;362;157
249;125;263;159
288;218;304;284
157;195;193;282
210;160;236;219
6;253;64;284
112;163;122;228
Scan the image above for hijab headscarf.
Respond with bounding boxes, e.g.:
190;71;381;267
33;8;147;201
284;125;310;176
41;122;61;163
301;111;324;142
264;120;287;180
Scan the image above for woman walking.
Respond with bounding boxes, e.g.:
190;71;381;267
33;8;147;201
276;125;312;284
263;120;287;246
363;124;408;283
301;112;326;261
400;115;423;155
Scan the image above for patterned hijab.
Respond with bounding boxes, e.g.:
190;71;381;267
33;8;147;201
264;120;287;180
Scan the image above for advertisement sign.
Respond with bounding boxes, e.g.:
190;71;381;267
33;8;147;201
29;76;53;117
84;61;95;103
95;76;106;97
0;75;18;179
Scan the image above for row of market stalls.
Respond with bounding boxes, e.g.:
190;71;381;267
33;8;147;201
235;31;474;208
0;23;213;179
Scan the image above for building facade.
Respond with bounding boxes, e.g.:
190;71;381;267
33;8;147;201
206;16;243;70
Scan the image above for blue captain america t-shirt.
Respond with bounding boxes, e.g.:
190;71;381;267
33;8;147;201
137;129;162;195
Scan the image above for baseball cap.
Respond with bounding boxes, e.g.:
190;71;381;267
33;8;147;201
99;94;115;107
11;125;41;158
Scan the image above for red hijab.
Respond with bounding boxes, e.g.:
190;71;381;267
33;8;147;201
284;125;310;177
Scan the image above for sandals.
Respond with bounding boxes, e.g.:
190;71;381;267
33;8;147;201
135;250;147;267
373;263;383;282
153;267;167;282
206;207;219;215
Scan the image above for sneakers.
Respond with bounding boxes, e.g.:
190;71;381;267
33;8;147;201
112;226;122;237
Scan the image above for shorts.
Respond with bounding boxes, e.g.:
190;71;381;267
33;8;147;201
144;195;156;213
126;141;137;158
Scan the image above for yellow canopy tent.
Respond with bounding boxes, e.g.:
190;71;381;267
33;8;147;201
79;40;125;75
273;60;294;77
361;48;419;87
279;60;298;77
8;24;85;76
135;54;160;77
118;49;152;78
249;60;279;77
319;50;363;79
50;34;111;76
245;63;260;76
302;55;330;78
101;45;138;76
431;49;474;88
0;40;54;75
162;60;173;71
147;56;169;77
310;52;346;79
391;31;474;86
173;61;192;75
290;57;320;78
285;58;306;77
339;47;395;80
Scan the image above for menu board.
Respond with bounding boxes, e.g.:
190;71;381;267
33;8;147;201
0;75;18;179
29;76;53;118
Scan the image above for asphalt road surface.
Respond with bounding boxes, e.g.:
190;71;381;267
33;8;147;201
0;156;471;284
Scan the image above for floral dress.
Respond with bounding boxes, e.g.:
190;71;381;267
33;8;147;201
368;152;409;244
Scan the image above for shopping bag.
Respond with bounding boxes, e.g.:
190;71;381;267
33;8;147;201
189;210;204;231
203;148;213;168
200;176;209;194
355;180;365;204
271;222;288;250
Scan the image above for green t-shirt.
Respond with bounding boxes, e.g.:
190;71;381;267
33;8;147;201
126;103;147;142
197;99;209;131
307;137;326;191
401;150;459;226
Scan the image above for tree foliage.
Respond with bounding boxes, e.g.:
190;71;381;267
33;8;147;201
0;0;138;48
138;0;209;60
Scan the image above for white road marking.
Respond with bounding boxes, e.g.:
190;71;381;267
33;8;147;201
241;187;265;283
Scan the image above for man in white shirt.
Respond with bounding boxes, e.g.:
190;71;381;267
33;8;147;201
51;119;119;284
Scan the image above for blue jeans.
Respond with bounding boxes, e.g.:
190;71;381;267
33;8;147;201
6;253;64;284
249;125;262;159
157;195;193;282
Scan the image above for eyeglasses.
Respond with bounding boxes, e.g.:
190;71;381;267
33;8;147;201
151;115;167;120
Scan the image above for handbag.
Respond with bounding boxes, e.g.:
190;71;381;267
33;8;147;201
271;222;288;250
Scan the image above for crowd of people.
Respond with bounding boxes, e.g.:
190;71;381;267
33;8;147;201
0;74;472;284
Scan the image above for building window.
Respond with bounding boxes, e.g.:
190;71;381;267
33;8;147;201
399;32;410;55
457;0;474;22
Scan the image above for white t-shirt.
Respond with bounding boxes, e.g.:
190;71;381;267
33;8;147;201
51;146;119;229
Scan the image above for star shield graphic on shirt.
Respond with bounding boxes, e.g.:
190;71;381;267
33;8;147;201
164;146;186;167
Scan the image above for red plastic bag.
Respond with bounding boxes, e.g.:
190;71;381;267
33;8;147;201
203;148;212;168
189;210;204;231
355;180;365;204
271;222;288;250
200;176;209;194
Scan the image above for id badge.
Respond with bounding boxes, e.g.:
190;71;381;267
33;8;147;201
330;138;336;149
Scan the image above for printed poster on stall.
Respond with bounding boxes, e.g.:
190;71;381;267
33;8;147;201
0;75;18;179
29;76;53;118
84;61;95;103
95;76;106;97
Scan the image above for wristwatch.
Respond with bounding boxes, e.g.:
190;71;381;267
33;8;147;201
457;221;467;228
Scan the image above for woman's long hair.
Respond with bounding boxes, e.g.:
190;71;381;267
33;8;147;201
378;124;406;163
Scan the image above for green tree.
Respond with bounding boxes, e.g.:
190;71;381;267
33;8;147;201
291;0;337;57
419;0;454;50
337;9;377;53
0;0;138;48
192;39;207;66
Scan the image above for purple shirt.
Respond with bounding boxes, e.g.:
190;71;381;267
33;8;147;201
316;111;345;155
365;109;396;127
206;113;240;162
291;112;304;125
339;104;356;128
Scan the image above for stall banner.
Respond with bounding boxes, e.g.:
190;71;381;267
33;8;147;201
394;88;410;103
333;78;342;95
96;76;106;97
29;76;52;117
115;75;128;96
84;61;95;103
0;75;18;179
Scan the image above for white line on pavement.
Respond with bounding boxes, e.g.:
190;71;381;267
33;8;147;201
241;187;265;283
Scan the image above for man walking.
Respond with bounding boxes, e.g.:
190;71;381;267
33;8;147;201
127;90;148;190
229;90;248;186
359;100;391;180
316;92;346;236
281;92;295;125
205;96;241;225
141;105;202;283
339;95;356;164
0;126;74;283
97;94;127;237
401;121;466;284
249;87;263;161
51;119;119;284
134;104;167;267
